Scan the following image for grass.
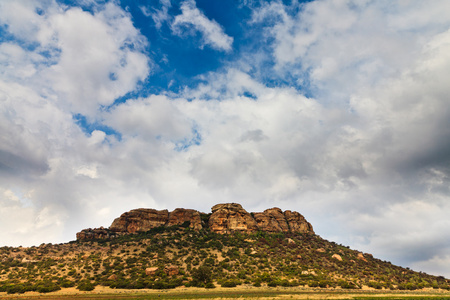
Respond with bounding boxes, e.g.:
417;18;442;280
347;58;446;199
1;286;450;300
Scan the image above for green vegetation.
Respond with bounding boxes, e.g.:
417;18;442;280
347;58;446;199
0;225;449;295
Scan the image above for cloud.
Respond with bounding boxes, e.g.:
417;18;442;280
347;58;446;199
172;0;233;51
253;0;450;101
140;0;172;29
0;0;151;244
43;3;150;118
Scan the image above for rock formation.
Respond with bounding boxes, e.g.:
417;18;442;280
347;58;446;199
284;210;315;233
253;207;290;232
110;208;169;233
76;203;314;240
76;227;122;240
208;203;258;234
168;208;202;230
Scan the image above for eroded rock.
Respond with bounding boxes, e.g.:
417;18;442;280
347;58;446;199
76;203;315;240
168;208;202;230
110;208;169;233
208;203;258;234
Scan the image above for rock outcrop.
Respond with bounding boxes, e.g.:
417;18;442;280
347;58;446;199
76;203;314;240
208;203;258;234
253;207;290;232
110;208;169;233
168;208;202;230
284;210;315;233
164;265;179;276
76;227;122;240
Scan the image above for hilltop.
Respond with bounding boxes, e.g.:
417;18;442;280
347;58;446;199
0;203;449;295
76;203;314;240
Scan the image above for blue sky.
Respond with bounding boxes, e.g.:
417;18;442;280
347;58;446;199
1;0;450;279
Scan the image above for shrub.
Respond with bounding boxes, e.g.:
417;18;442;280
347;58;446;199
267;281;277;287
35;281;61;293
221;280;237;288
77;280;95;291
191;265;212;287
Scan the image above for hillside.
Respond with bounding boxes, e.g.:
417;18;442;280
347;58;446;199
1;204;449;295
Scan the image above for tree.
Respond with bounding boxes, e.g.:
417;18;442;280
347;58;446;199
191;265;212;287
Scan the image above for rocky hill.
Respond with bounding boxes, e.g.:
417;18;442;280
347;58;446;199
76;203;314;240
1;203;449;295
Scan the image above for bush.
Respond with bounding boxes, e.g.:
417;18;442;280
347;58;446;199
267;281;277;287
191;265;212;287
221;280;237;288
77;280;95;291
60;279;75;288
35;281;61;293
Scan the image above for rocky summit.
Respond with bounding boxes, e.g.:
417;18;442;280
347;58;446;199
76;203;314;240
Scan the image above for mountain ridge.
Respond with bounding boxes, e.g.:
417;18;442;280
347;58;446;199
76;203;314;240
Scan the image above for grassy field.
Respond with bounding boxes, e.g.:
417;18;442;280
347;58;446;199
1;286;450;300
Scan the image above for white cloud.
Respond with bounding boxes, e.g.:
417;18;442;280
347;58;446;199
41;3;149;118
0;0;151;246
141;0;172;29
172;0;233;51
255;0;450;102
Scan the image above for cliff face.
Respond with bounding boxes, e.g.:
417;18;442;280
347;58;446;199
168;208;203;230
109;208;169;233
208;203;258;234
76;203;314;240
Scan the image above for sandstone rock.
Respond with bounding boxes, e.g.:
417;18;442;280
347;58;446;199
284;210;314;234
209;203;258;234
253;208;290;232
164;265;179;276
332;254;343;261
110;208;169;233
168;208;202;230
108;274;118;281
76;227;120;240
317;248;326;253
287;238;296;244
146;267;158;276
77;203;315;240
357;253;367;262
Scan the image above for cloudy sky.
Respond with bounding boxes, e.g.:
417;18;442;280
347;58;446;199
1;0;450;277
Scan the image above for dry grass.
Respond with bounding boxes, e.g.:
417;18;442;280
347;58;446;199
1;285;450;299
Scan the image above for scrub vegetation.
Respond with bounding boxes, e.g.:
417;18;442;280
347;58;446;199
1;224;449;295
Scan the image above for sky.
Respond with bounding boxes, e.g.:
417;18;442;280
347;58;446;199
1;0;450;278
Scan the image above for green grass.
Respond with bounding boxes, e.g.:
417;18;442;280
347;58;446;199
2;290;450;300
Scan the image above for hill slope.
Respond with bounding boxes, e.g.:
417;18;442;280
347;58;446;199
1;204;449;294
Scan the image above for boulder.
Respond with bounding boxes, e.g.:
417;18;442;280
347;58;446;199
164;265;179;276
145;267;158;276
168;208;202;230
357;253;367;262
108;274;118;281
209;203;258;234
332;254;343;261
110;208;169;233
